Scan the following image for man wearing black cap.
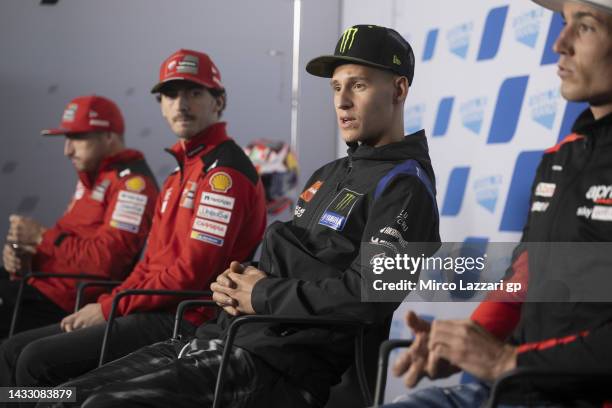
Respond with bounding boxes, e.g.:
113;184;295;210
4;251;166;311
46;25;440;408
0;50;267;391
384;0;612;406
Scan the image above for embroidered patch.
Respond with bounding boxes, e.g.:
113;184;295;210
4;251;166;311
318;188;362;231
125;176;146;193
190;231;224;246
531;201;549;212
110;220;139;233
535;182;555;198
209;172;232;193
592;206;612;221
200;192;235;210
118;190;148;206
160;188;172;214
91;179;111;202
193;218;228;237
300;181;323;203
181;181;197;209
197;205;232;224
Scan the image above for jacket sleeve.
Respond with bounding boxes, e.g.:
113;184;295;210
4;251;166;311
469;157;547;339
251;174;440;322
516;325;609;372
98;167;262;318
36;175;158;280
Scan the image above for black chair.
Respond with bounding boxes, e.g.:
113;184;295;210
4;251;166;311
171;299;388;408
374;340;612;408
8;271;113;338
97;289;213;366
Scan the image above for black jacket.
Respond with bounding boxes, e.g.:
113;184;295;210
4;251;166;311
196;130;440;401
508;109;612;372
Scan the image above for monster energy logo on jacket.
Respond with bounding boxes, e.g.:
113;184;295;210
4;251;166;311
319;188;363;231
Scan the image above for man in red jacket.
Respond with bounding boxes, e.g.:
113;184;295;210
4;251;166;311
1;95;158;338
0;49;267;389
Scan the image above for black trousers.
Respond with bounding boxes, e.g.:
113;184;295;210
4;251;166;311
37;338;318;408
0;268;67;339
0;311;196;390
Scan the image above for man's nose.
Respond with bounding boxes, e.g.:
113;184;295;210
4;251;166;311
64;139;74;157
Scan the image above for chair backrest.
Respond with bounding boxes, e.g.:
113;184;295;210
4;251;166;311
325;316;392;408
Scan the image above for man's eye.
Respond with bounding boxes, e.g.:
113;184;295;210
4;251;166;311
163;91;178;99
353;83;365;90
578;23;594;32
191;89;204;97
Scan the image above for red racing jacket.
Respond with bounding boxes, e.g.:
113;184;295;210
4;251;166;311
97;122;267;327
31;149;159;312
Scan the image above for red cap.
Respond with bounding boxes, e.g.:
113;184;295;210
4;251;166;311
41;95;125;136
151;49;224;93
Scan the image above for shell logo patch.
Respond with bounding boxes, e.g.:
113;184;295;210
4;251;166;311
209;172;232;193
125;176;146;193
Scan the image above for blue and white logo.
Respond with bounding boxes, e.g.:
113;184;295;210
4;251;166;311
529;88;561;129
447;22;473;59
405;104;426;134
460;97;487;134
513;9;544;48
474;175;503;213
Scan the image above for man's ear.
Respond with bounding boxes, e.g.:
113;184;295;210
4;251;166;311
214;94;226;114
394;76;409;104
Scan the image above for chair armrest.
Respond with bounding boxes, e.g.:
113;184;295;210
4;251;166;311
8;272;113;338
487;368;612;408
75;281;123;312
212;315;373;408
172;299;219;339
373;339;413;407
99;289;213;366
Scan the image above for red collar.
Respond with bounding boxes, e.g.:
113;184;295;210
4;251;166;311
78;149;144;188
166;122;230;164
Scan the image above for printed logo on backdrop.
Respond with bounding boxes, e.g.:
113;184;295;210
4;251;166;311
404;104;426;134
433;97;454;137
529;88;561;129
474;175;502;213
459;97;487;134
422;29;439;61
446;22;473;59
513;9;544;48
487;76;529;144
442;167;471;217
477;6;509;61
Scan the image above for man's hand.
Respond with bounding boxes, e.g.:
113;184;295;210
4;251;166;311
60;303;106;332
428;319;517;382
211;261;267;316
2;243;34;276
392;311;459;388
7;215;47;246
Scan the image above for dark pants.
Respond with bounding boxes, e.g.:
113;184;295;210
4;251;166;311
0;268;67;339
38;338;318;408
0;311;195;390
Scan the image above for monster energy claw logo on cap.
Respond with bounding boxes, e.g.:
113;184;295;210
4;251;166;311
339;27;359;53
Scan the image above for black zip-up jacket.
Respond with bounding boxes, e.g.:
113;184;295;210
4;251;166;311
473;109;612;374
196;130;440;401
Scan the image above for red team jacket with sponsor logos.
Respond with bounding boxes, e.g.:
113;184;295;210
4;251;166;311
31;149;159;312
97;122;267;326
472;110;612;387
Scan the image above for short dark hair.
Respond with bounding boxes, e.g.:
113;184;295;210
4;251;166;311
155;82;227;117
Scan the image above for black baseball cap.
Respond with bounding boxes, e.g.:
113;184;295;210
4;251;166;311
306;24;415;85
